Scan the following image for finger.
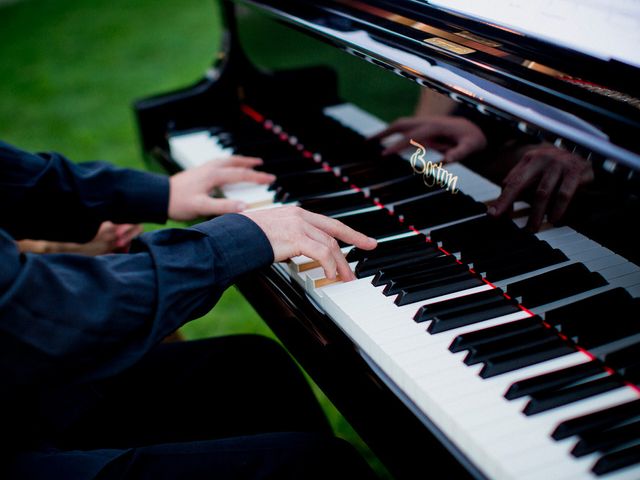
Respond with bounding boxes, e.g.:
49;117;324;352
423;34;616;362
299;235;339;280
369;119;414;141
114;224;143;246
213;167;276;186
215;156;263;168
199;197;248;215
547;173;581;224
382;125;434;156
381;138;411;156
115;223;140;236
526;164;562;232
488;160;542;217
300;210;377;250
443;138;477;163
304;224;355;281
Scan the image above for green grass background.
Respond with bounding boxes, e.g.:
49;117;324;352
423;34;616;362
0;0;419;476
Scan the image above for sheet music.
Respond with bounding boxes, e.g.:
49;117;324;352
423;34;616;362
427;0;640;68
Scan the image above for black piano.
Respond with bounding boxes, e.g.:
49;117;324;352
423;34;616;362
133;1;640;478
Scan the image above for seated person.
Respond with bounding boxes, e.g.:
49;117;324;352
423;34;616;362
0;140;378;480
372;89;595;232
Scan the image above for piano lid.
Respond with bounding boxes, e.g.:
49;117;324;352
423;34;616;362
236;0;640;172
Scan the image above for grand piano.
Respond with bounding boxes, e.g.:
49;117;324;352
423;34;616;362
133;1;640;478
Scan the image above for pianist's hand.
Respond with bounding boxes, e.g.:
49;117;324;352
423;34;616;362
242;206;377;281
371;115;487;162
168;156;276;221
488;145;594;232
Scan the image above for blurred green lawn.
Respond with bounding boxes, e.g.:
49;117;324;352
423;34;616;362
0;0;392;476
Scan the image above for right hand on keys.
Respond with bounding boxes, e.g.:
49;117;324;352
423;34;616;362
242;206;377;281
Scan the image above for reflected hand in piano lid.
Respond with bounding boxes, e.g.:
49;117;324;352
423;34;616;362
369;90;598;233
371;113;488;161
488;144;596;232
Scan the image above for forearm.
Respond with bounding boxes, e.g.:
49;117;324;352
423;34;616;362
0;141;169;242
0;214;273;386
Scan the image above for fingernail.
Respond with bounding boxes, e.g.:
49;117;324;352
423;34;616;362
487;206;497;216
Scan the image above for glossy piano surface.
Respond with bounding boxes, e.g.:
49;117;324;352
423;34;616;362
134;1;640;478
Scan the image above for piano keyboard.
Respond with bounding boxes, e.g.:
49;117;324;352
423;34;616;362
168;103;640;480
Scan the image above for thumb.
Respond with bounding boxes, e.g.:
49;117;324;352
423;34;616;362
209;167;275;188
443;141;474;163
199;197;248;216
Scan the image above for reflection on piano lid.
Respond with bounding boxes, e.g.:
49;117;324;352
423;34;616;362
134;1;640;478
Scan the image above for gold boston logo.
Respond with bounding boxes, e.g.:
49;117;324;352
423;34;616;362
409;139;460;194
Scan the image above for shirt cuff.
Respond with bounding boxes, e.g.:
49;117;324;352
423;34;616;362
113;170;170;224
191;213;275;281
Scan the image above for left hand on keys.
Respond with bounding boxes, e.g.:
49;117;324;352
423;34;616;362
168;156;275;220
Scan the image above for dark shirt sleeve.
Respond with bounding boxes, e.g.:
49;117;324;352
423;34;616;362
0;213;274;387
0;141;169;242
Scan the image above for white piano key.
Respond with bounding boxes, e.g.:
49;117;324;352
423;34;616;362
220;182;275;207
323;103;388;137
168;131;219;169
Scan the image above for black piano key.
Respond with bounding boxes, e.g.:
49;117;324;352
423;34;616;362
393;271;475;296
384;265;472;296
356;247;442;275
236;142;300;160
506;263;608;307
483;249;568;282
505;361;604;400
480;340;575;378
623;363;640;384
355;248;443;279
370;176;443;203
523;375;623;416
428;301;522;334
449;316;544;352
546;288;634;328
553;399;640;440
272;172;348;201
394;193;486;230
372;255;457;285
592;444;640;476
464;329;558;366
604;342;640;375
333;210;408;247
346;233;428;263
257;157;321;176
340;162;414;186
395;276;485;306
460;234;541;259
552;301;640;349
415;289;506;323
572;419;640;457
298;191;371;216
431;216;526;251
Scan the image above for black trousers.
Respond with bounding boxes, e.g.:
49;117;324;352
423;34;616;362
7;336;378;479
